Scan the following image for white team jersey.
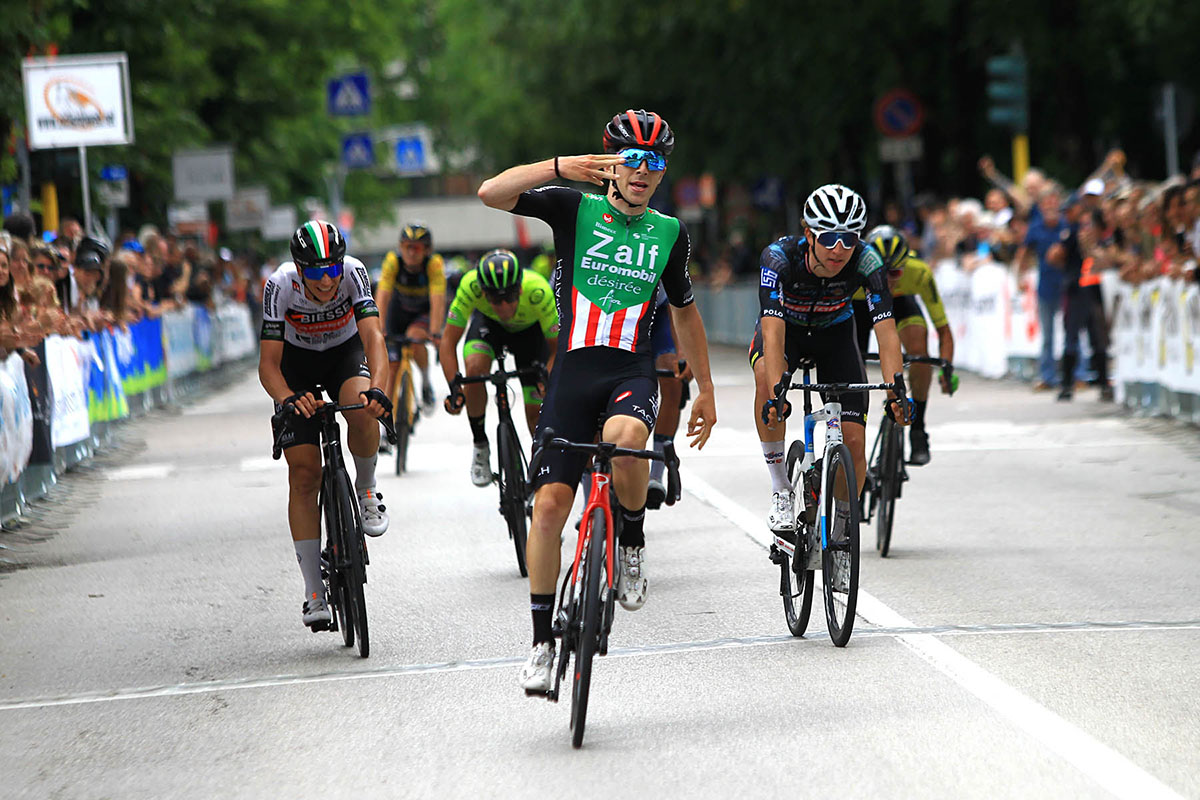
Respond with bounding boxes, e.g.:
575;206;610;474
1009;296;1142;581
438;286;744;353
260;256;379;350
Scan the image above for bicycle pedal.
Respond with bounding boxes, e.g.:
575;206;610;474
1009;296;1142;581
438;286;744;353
307;620;331;633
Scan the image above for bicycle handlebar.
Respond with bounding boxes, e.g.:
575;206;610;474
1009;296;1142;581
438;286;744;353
527;428;681;500
761;369;909;426
271;400;398;460
864;353;956;395
453;362;547;390
654;359;688;379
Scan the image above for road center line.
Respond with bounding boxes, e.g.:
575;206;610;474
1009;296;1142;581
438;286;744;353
684;472;1185;800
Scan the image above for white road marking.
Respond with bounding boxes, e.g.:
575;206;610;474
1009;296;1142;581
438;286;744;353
104;464;175;481
239;456;283;472
684;473;1185;800
0;620;1194;713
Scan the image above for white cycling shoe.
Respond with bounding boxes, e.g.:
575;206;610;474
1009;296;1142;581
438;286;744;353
520;641;555;694
768;490;796;532
617;546;648;611
470;444;492;487
302;593;331;630
358;489;389;537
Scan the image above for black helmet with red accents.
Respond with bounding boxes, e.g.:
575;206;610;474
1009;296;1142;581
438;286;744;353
603;109;675;156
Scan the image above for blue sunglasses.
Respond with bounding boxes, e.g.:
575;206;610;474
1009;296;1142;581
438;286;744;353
814;231;860;249
618;147;667;172
301;261;344;281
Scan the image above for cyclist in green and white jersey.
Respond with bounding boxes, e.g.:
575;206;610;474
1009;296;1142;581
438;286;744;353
478;108;717;694
440;249;559;485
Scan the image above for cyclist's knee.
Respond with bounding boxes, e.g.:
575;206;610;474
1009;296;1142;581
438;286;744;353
464;353;491;376
532;484;574;528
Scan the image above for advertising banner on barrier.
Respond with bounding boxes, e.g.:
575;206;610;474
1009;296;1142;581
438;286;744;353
193;305;214;371
116;317;167;396
25;341;54;465
4;353;35;484
87;330;130;423
163;306;198;378
45;336;90;448
1183;286;1200;394
215;303;256;362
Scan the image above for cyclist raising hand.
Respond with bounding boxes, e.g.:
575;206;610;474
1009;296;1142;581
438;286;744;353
478;109;717;694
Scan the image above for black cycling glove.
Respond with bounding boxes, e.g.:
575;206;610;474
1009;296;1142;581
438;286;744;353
363;387;393;416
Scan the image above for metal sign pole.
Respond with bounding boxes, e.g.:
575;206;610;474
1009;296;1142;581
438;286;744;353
79;145;93;236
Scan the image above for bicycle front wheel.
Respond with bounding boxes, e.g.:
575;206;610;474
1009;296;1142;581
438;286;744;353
570;506;606;749
821;444;860;647
394;370;414;475
321;479;354;647
782;448;814;637
337;471;370;658
497;423;528;577
877;418;901;558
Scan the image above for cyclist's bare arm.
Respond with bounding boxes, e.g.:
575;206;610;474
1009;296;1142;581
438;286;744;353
872;318;909;423
439;322;466;387
356;315;390;417
669;302;717;448
477;155;625;211
376;287;392;331
759;315;788;427
429;292;446;338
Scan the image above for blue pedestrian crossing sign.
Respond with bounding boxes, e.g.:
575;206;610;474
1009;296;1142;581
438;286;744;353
395;135;427;175
100;165;127;181
341;133;375;169
327;72;371;117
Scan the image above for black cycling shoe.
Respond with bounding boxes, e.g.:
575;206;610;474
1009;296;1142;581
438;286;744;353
421;383;435;408
908;426;931;466
645;478;666;510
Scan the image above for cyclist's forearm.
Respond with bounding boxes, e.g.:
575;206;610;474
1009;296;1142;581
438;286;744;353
364;329;390;393
936;325;955;364
874;321;905;397
375;289;391;329
440;325;464;386
429;295;446;336
670;304;714;391
259;362;294;404
478;160;556;211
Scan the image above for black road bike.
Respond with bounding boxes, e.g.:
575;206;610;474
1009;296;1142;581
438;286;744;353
451;348;546;577
273;393;397;658
860;355;954;558
385;335;423;476
526;429;680;749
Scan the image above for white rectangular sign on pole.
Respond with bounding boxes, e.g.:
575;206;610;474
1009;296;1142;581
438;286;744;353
226;186;270;232
173;146;235;201
263;205;298;241
22;53;134;150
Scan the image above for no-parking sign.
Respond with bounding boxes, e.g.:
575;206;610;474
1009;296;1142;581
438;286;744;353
873;89;925;139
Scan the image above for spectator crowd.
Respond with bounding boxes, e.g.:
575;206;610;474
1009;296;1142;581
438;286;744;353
0;211;267;367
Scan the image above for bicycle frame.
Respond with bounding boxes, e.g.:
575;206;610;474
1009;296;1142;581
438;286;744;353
571;470;616;592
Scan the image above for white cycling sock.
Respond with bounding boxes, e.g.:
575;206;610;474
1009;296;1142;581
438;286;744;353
353;452;377;494
294;538;324;600
762;440;789;493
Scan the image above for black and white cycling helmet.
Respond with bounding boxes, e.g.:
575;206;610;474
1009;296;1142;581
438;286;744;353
803;184;868;233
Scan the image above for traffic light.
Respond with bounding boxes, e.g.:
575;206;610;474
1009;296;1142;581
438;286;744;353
986;50;1028;131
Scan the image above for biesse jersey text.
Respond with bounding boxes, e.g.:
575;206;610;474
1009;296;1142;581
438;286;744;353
446;269;559;335
260;256;379;350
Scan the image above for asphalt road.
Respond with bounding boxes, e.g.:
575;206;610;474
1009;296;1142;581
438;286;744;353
1;345;1197;799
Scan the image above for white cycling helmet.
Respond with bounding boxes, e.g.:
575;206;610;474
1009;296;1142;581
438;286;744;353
803;184;868;233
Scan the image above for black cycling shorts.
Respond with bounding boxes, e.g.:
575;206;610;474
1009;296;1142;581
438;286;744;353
463;312;548;390
748;317;868;425
386;301;431;359
853;296;922;354
533;347;658;490
272;336;371;450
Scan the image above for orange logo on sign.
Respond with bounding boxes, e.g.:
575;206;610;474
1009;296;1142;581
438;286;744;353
43;78;108;129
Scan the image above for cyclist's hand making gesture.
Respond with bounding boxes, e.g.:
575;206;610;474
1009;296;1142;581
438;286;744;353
556;154;626;186
686;388;716;449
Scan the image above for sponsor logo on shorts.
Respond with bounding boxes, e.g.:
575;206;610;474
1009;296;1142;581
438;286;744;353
615;390;632;403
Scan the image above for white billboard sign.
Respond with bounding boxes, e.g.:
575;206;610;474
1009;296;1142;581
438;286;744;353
173;147;235;201
22;53;134;150
263;205;298;241
226;186;270;232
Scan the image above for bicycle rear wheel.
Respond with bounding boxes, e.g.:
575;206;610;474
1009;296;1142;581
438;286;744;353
877;418;901;558
821;444;860;647
570;506;606;749
337;471;370;658
497;423;529;577
394;369;414;475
